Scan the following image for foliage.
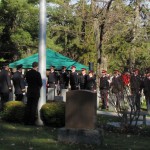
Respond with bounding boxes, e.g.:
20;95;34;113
40;101;65;127
0;0;149;70
1;101;26;123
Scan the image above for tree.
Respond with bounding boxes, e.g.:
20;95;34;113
0;0;39;62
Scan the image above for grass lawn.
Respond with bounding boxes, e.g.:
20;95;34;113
0;119;150;150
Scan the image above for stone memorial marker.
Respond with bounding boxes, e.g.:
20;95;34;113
65;90;97;129
58;90;103;145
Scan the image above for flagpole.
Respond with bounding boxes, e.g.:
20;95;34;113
37;0;47;125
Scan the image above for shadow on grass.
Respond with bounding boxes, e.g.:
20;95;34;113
0;120;102;150
1;118;150;150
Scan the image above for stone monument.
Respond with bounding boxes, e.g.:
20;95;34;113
58;90;103;145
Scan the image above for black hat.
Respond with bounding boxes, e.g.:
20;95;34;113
32;62;38;68
62;66;66;69
16;64;23;70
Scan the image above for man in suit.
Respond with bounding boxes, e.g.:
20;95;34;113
12;64;26;101
0;64;12;111
24;62;42;125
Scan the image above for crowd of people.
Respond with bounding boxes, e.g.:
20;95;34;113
0;62;150;125
0;62;97;125
100;68;150;112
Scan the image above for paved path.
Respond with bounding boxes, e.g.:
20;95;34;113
97;110;150;126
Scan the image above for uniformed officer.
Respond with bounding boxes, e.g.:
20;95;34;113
47;66;59;88
142;70;150;112
86;70;96;91
0;64;12;111
130;69;142;111
12;64;26;101
111;70;124;110
59;66;69;90
69;66;79;90
79;68;88;89
100;70;110;109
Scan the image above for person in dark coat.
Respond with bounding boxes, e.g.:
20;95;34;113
59;66;69;90
130;69;142;111
0;64;12;111
69;66;79;90
142;71;150;112
111;70;124;110
86;70;96;91
100;70;110;109
47;66;59;88
12;64;26;101
79;68;88;90
24;62;42;125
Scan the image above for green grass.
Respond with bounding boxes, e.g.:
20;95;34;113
0;120;150;150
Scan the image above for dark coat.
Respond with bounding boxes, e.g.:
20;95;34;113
70;72;79;87
26;69;42;98
0;69;12;93
111;75;124;94
59;71;69;86
130;75;142;93
143;77;150;97
100;76;109;90
79;74;88;89
86;75;96;91
12;71;25;94
48;72;59;84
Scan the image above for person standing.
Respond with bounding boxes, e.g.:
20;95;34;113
24;62;42;125
0;64;12;111
111;70;124;110
47;66;59;88
59;66;69;90
130;69;142;111
86;70;96;91
69;66;79;90
142;70;150;112
100;70;110;110
79;68;88;90
12;64;26;101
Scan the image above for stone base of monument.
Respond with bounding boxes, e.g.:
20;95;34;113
58;128;103;145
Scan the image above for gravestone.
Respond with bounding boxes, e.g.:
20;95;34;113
60;89;68;102
65;90;97;129
58;90;103;145
47;88;57;100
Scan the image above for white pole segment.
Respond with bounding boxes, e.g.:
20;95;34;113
37;0;47;125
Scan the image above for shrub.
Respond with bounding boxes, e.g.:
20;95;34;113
40;101;65;127
1;101;26;123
